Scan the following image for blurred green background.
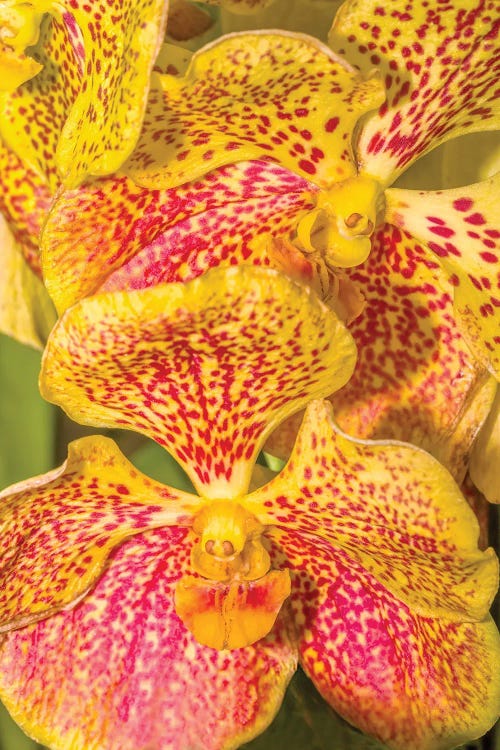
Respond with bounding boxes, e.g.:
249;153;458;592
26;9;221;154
0;333;495;750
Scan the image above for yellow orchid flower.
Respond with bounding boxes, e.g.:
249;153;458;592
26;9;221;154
0;266;498;750
38;2;498;487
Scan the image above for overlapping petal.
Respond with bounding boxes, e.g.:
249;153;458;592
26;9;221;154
123;30;385;190
0;435;198;631
267;225;496;481
41;161;313;312
40;266;356;498
0;215;55;348
0;0;168;189
248;400;498;621
275;528;500;750
386;174;500;378
0;527;297;750
470;385;500;503
330;0;500;185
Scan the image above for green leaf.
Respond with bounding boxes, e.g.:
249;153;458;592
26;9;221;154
0;333;54;488
131;438;194;492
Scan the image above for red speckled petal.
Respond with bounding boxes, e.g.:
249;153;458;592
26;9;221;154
274;528;500;750
0;435;198;631
41;266;356;498
386;175;500;378
329;0;500;185
0;0;168;189
0;527;298;750
124;31;385;189
267;224;495;482
41;160;313;312
248;400;498;622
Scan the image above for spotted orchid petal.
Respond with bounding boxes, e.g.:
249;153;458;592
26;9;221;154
330;0;500;185
249;400;498;622
0;527;298;750
470;385;500;503
0;435;199;631
273;528;500;750
0;142;52;275
267;225;496;482
386;174;500;379
123;30;385;190
0;214;55;348
41;161;313;313
41;266;357;498
0;0;168;189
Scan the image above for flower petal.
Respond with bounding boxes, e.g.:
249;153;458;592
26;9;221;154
0;435;197;631
0;215;55;348
248;400;498;621
0;528;298;750
267;225;495;482
275;527;500;750
470;384;500;503
41;266;356;498
386;174;500;378
0;0;168;188
124;31;385;190
41;161;312;312
330;0;500;185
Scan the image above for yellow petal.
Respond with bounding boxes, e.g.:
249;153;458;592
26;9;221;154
41;266;357;498
386;173;500;378
470;385;500;503
124;31;385;189
248;399;498;622
0;215;55;348
330;0;500;185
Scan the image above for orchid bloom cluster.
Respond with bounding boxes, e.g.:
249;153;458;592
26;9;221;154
0;1;499;750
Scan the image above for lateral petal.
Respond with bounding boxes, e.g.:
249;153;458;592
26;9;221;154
0;528;298;750
470;385;500;503
267;225;495;482
0;0;168;188
329;0;500;185
248;400;498;621
276;528;500;750
0;435;197;631
41;266;357;498
386;174;500;378
124;31;385;189
41;161;313;313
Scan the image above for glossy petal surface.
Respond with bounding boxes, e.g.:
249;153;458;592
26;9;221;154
0;528;297;750
268;225;495;481
41;161;313;312
0;0;168;188
41;266;356;498
124;31;385;189
330;0;500;184
0;435;197;630
275;528;500;750
249;400;498;621
386;175;500;378
471;385;500;503
0;215;55;348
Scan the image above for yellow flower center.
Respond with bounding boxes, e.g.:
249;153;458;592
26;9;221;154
175;501;291;650
296;175;384;268
0;1;50;90
191;500;271;582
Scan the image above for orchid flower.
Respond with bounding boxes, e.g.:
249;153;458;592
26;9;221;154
0;0;169;345
0;265;498;750
34;0;499;490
